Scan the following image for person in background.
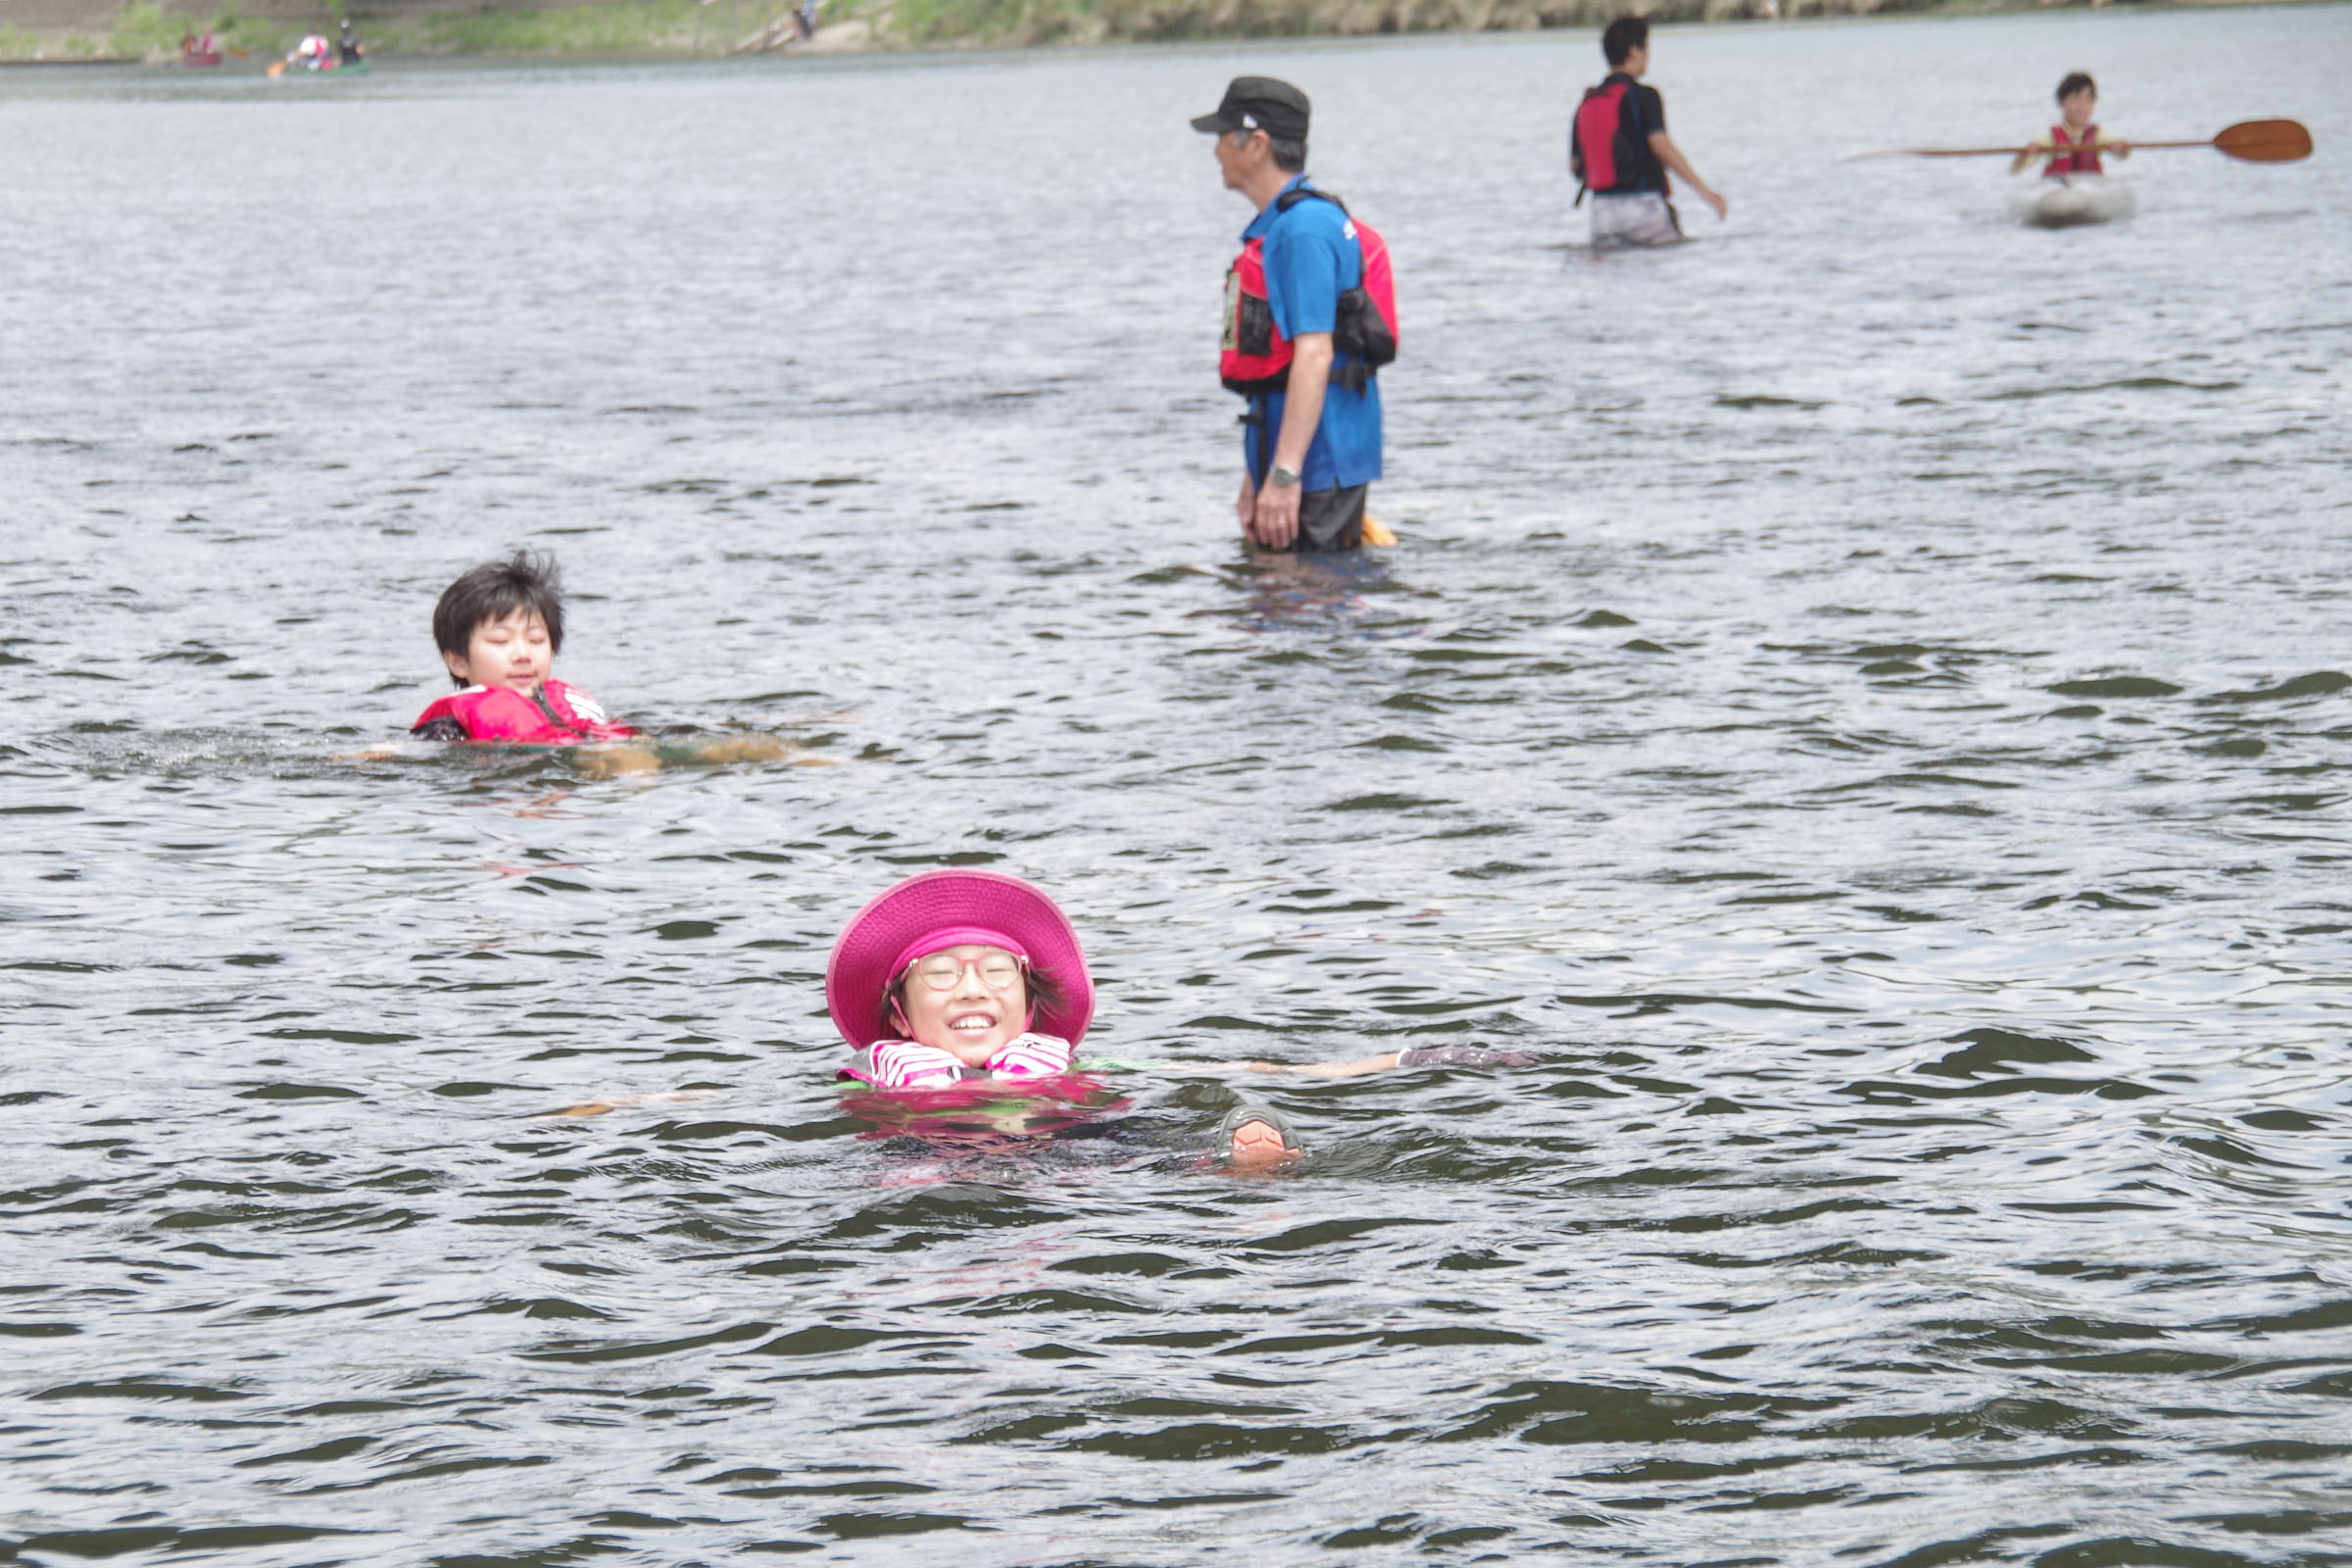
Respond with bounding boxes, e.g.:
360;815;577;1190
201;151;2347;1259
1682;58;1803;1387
2011;73;2131;176
337;17;363;64
410;552;639;745
1195;76;1387;554
1572;16;1728;247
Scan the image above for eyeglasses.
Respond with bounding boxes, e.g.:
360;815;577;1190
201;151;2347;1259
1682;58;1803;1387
906;953;1025;992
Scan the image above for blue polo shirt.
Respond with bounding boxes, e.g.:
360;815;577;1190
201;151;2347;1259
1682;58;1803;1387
1241;174;1384;492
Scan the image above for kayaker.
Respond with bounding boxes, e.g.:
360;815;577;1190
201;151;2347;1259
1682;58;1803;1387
1572;16;1727;247
409;551;640;745
828;870;1537;1167
337;18;364;65
1195;76;1390;554
2011;73;2132;176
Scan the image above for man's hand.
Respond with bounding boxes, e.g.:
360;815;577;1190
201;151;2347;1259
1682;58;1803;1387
1696;185;1728;220
1253;474;1301;549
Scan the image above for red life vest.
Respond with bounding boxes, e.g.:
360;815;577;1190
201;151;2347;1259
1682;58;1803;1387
1572;75;1669;202
1219;186;1397;399
2044;123;2102;176
411;678;637;744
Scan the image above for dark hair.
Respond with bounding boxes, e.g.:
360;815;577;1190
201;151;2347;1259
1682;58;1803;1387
1268;134;1307;172
1602;15;1648;67
432;550;564;684
878;959;1068;1040
2056;72;2095;103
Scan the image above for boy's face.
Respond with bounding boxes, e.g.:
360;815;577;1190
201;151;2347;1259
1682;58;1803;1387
2060;88;2096;127
443;607;552;694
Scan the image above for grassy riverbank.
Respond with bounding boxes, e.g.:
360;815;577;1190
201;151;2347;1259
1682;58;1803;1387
2;0;2306;62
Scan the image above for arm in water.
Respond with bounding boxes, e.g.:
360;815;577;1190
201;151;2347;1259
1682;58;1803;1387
1229;1045;1540;1079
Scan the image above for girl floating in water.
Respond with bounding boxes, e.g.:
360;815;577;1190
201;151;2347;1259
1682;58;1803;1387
827;869;1533;1166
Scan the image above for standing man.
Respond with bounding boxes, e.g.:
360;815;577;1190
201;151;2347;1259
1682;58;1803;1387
1194;77;1384;554
1572;17;1727;247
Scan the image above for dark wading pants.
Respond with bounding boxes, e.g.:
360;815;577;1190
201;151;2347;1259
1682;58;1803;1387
1292;483;1368;552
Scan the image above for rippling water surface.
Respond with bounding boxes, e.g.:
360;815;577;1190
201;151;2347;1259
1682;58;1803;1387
5;9;2352;1564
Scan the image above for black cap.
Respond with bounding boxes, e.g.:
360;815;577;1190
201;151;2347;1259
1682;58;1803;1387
1190;76;1310;142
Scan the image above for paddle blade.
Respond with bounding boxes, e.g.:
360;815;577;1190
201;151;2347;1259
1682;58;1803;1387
1362;516;1397;547
2214;119;2312;163
266;59;283;76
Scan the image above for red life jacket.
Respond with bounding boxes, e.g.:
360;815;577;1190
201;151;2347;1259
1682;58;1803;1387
1219;186;1397;399
2044;123;2102;176
411;678;637;744
1572;75;1669;203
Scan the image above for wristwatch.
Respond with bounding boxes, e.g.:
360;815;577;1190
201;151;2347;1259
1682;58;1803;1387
1267;466;1301;488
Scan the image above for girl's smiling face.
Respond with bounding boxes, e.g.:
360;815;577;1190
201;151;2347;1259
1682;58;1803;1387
894;945;1031;1064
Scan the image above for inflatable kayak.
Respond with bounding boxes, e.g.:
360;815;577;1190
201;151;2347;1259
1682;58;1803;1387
2010;175;2135;228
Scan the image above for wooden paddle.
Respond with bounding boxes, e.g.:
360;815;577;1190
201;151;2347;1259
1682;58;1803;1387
1845;119;2311;164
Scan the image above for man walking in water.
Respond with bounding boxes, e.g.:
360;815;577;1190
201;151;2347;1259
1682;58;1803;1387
1195;77;1385;553
1574;16;1727;246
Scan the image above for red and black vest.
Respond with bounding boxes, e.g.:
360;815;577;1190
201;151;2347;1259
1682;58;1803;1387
2044;123;2102;177
1572;74;1669;201
411;678;637;744
1220;185;1398;399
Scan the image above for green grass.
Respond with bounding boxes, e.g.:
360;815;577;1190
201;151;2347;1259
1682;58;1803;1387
404;0;709;53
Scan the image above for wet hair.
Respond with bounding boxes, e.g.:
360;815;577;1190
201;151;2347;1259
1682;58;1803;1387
2057;72;2096;103
879;958;1068;1041
432;550;564;684
1602;15;1648;67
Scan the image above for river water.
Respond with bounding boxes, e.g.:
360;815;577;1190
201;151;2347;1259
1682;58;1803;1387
5;7;2351;1564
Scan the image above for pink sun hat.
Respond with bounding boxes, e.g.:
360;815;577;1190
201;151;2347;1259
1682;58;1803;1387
825;869;1094;1051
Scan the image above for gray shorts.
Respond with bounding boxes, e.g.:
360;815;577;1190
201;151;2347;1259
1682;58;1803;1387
1591;190;1682;248
1293;483;1368;552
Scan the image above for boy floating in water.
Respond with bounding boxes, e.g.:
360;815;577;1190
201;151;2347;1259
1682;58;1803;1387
2011;73;2132;177
827;870;1534;1166
411;552;639;745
